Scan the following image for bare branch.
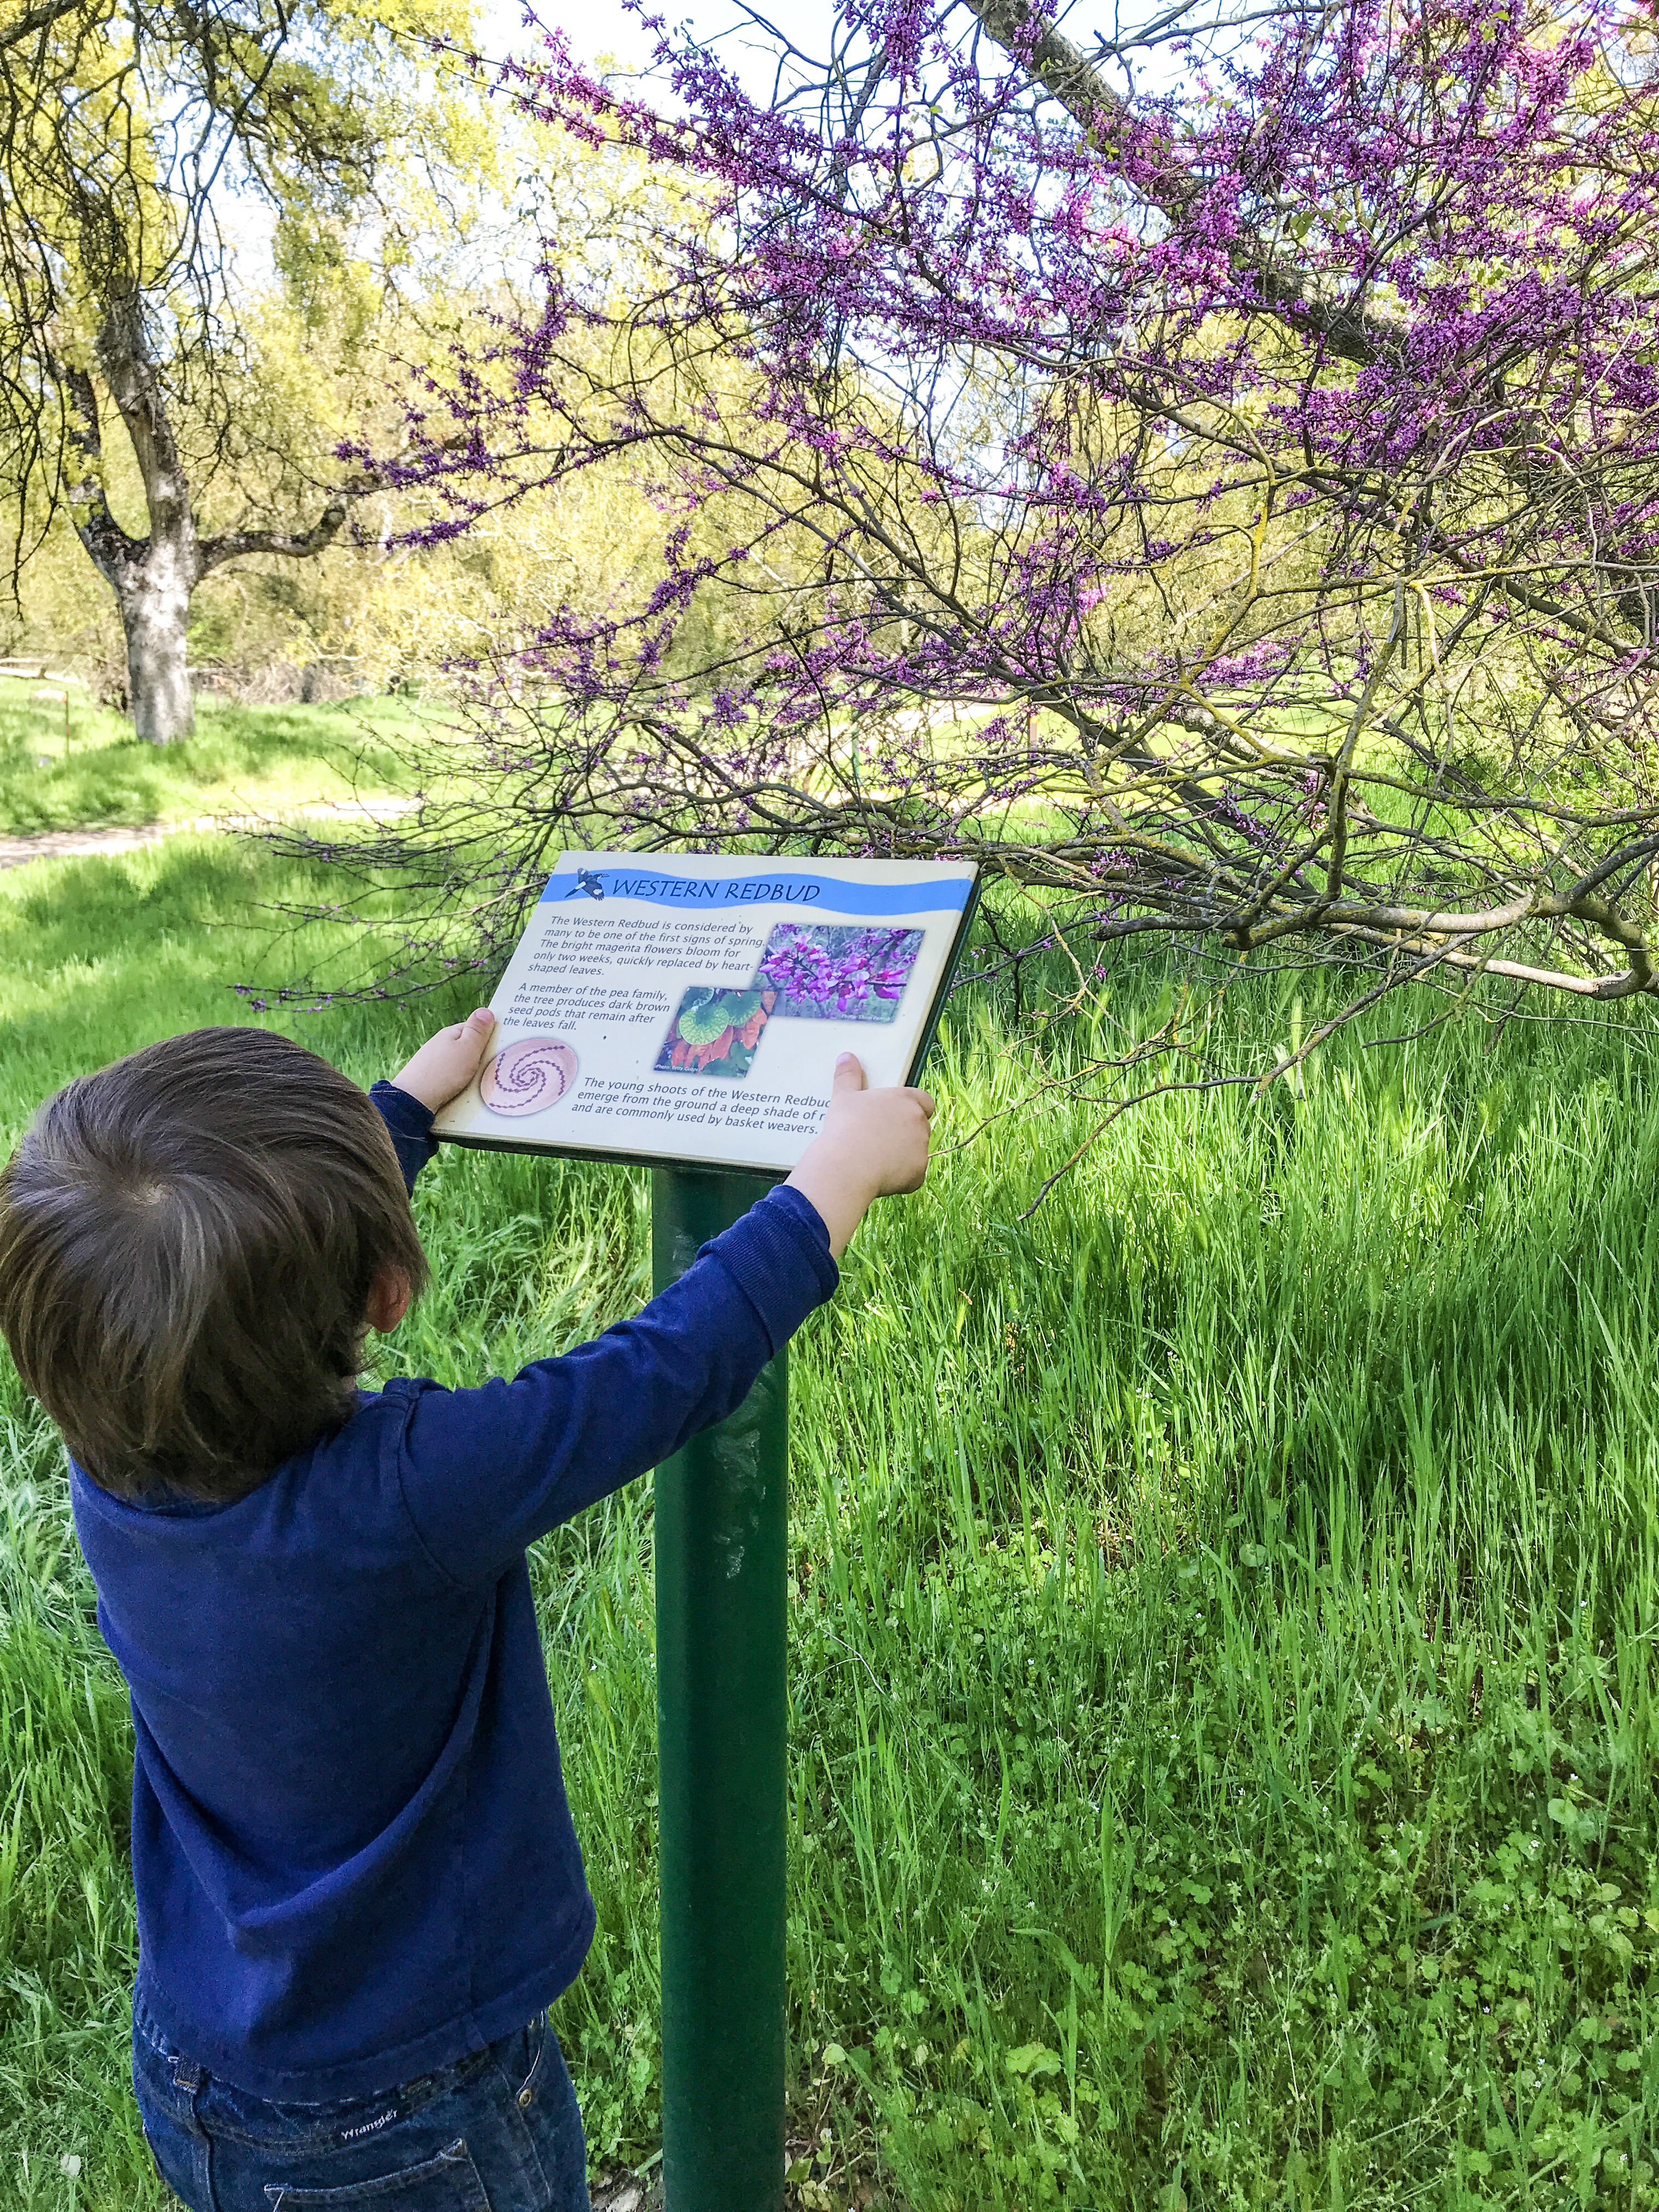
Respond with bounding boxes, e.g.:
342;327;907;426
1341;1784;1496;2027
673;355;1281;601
0;0;86;54
198;501;348;573
52;356;142;582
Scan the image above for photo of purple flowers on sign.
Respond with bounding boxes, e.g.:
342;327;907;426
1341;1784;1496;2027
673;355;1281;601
755;923;924;1023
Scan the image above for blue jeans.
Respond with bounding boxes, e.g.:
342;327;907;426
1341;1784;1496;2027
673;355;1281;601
132;1989;590;2211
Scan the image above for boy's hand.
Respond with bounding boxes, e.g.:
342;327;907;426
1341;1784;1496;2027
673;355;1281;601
785;1052;935;1259
392;1009;496;1113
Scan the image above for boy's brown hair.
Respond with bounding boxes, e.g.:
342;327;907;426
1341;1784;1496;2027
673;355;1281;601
0;1028;429;1502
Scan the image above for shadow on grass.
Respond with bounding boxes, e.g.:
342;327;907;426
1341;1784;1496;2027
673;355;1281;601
0;695;427;838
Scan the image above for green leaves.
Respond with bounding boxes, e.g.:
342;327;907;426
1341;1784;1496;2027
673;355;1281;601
673;990;734;1046
672;990;763;1046
1547;1796;1604;1848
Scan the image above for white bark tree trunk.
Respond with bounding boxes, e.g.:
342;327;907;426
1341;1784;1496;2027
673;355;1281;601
55;309;360;742
118;541;196;743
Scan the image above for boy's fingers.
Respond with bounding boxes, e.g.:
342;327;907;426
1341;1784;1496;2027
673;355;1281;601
912;1088;936;1119
832;1051;867;1093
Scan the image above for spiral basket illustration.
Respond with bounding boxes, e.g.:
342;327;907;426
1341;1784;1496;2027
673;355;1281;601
479;1036;579;1116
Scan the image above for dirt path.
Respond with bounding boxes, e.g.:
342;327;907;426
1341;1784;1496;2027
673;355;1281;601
0;794;421;871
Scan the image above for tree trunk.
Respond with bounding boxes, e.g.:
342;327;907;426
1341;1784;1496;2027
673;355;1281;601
55;321;358;743
116;545;196;743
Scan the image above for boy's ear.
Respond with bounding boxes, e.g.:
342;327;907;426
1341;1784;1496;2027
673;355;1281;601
364;1265;413;1335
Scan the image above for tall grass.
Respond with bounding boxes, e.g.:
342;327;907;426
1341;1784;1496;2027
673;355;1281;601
0;841;1656;2208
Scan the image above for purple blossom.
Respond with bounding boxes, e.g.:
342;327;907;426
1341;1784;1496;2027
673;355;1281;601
757;926;924;1019
317;0;1659;1019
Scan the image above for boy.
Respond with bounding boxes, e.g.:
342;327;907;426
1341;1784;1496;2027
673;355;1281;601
0;1012;934;2212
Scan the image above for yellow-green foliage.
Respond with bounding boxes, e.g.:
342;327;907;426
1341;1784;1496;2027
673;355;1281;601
0;76;738;704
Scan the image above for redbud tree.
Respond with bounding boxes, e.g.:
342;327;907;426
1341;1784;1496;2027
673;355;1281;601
299;0;1659;1084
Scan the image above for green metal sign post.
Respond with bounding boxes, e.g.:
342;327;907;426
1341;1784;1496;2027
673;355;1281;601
652;1164;790;2212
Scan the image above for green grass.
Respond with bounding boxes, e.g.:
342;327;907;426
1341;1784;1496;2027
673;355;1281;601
0;676;422;836
1;838;1657;2209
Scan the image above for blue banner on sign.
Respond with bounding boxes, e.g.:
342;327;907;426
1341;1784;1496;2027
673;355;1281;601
541;865;973;917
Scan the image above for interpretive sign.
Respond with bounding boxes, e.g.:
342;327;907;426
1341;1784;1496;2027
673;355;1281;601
433;852;980;1172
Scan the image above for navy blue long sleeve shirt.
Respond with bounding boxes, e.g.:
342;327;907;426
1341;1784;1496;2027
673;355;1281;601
70;1083;837;2100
